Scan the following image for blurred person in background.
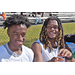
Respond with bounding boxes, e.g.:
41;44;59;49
0;12;6;20
34;12;44;17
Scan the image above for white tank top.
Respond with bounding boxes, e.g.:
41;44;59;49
35;39;65;62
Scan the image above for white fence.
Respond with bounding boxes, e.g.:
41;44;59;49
28;12;75;23
0;12;75;25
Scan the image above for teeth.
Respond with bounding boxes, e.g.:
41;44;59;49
17;41;23;44
49;32;54;34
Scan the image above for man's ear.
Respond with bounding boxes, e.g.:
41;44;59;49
7;29;10;37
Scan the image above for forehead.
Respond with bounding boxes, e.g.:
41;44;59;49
9;24;27;32
47;20;58;26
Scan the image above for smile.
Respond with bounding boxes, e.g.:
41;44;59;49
16;41;23;45
49;32;55;34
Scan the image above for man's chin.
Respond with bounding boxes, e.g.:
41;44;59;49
16;45;22;49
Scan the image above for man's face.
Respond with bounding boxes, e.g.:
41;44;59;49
7;24;27;49
47;20;59;39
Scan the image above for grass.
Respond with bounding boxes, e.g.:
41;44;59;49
63;23;75;35
0;23;75;47
24;25;42;47
0;28;9;45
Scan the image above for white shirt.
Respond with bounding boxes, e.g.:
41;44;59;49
35;39;65;62
0;43;34;62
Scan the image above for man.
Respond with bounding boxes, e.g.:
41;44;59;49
0;12;3;20
32;12;44;24
1;12;6;20
0;12;6;20
34;12;44;17
21;12;24;15
0;14;34;62
64;34;75;43
31;16;75;62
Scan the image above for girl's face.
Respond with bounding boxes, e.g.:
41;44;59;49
47;20;59;39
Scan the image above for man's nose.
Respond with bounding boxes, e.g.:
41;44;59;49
18;35;23;40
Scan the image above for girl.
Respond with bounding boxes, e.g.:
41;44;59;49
31;16;75;62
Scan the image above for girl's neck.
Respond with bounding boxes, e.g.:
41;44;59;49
49;38;57;48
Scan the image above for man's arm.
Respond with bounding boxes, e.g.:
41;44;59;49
31;43;43;62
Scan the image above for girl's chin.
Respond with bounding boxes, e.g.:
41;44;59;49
49;36;56;39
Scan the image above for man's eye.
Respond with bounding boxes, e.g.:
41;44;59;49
22;34;26;37
14;34;18;35
54;27;58;29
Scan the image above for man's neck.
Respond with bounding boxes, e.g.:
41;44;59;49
8;42;22;54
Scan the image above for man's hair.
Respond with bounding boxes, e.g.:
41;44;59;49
39;16;64;52
3;14;31;29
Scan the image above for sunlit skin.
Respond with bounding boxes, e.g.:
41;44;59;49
47;20;59;39
46;20;59;48
7;24;27;54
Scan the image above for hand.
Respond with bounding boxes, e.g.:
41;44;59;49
47;57;64;62
58;49;73;60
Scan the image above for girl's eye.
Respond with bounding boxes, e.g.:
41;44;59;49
47;26;58;29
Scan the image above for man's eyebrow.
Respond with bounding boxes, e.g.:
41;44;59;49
13;31;18;33
13;31;26;33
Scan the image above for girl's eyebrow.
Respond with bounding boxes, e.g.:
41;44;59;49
47;25;58;26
